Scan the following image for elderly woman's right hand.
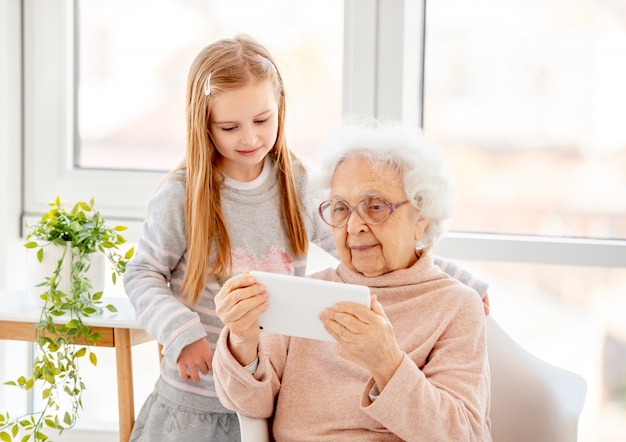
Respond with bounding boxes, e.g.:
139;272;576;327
214;272;269;365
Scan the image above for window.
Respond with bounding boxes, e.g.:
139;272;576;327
77;0;344;172
423;0;626;240
23;0;344;224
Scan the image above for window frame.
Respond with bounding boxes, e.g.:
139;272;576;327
22;0;626;267
22;0;163;227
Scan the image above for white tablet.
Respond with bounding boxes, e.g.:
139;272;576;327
250;271;371;342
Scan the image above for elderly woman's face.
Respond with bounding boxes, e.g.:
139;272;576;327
329;157;429;277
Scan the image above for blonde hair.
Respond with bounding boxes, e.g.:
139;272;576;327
176;35;308;302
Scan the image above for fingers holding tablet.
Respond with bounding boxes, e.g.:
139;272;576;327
215;272;269;338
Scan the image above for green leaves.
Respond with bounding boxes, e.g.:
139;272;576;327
0;413;50;441
24;197;133;257
1;197;135;441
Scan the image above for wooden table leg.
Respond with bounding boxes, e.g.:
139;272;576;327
114;328;135;442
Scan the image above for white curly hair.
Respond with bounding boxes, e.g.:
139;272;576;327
313;117;456;252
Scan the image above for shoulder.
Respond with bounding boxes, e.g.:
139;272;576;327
432;255;489;298
441;277;483;306
285;156;308;189
149;170;186;207
158;169;186;195
142;170;187;232
432;275;486;327
411;255;485;318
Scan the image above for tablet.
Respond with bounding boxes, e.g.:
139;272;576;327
250;271;371;342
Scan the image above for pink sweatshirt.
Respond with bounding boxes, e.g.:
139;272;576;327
213;252;492;441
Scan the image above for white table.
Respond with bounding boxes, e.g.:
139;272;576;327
0;289;153;442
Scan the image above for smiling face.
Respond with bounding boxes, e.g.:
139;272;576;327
330;157;430;277
209;80;279;182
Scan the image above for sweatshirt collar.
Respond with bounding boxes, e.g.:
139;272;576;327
336;251;436;288
223;157;273;190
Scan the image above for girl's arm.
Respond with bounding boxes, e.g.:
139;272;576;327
123;174;208;364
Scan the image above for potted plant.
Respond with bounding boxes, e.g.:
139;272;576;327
0;196;134;441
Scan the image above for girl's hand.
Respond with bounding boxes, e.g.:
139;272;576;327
482;293;491;315
177;337;213;383
215;272;269;365
320;294;404;391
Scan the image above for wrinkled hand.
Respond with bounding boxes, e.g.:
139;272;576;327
214;272;268;365
177;337;213;383
320;295;403;391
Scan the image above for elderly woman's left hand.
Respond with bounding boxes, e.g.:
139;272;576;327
320;295;404;391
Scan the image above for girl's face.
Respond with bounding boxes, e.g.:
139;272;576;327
209;80;279;182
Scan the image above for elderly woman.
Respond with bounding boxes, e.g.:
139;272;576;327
212;120;492;441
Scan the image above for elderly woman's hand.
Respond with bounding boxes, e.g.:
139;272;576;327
320;295;404;391
214;272;268;366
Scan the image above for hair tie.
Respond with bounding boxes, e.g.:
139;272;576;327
204;73;212;96
257;54;277;74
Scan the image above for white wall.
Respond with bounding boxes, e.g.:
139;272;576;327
0;0;24;290
0;0;29;424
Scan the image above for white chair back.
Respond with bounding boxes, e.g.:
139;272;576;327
487;316;587;441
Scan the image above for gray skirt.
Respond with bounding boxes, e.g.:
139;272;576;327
130;390;241;442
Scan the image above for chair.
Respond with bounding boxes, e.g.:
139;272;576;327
486;316;587;441
236;316;587;441
237;414;271;442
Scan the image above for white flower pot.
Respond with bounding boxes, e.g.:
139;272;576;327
25;243;107;306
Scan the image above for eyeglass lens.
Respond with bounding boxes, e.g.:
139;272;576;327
321;197;393;227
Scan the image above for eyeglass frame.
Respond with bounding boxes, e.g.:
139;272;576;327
318;197;411;228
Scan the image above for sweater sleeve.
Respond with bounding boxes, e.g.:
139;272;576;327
123;174;207;363
433;255;489;299
361;291;491;441
213;328;287;418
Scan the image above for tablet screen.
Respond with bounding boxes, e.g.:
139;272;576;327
250;271;371;342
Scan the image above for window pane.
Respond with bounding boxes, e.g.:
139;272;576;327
424;0;626;240
78;0;343;171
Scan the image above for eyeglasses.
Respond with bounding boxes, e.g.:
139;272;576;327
318;197;410;228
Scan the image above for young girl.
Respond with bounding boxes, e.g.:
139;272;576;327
124;35;489;442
